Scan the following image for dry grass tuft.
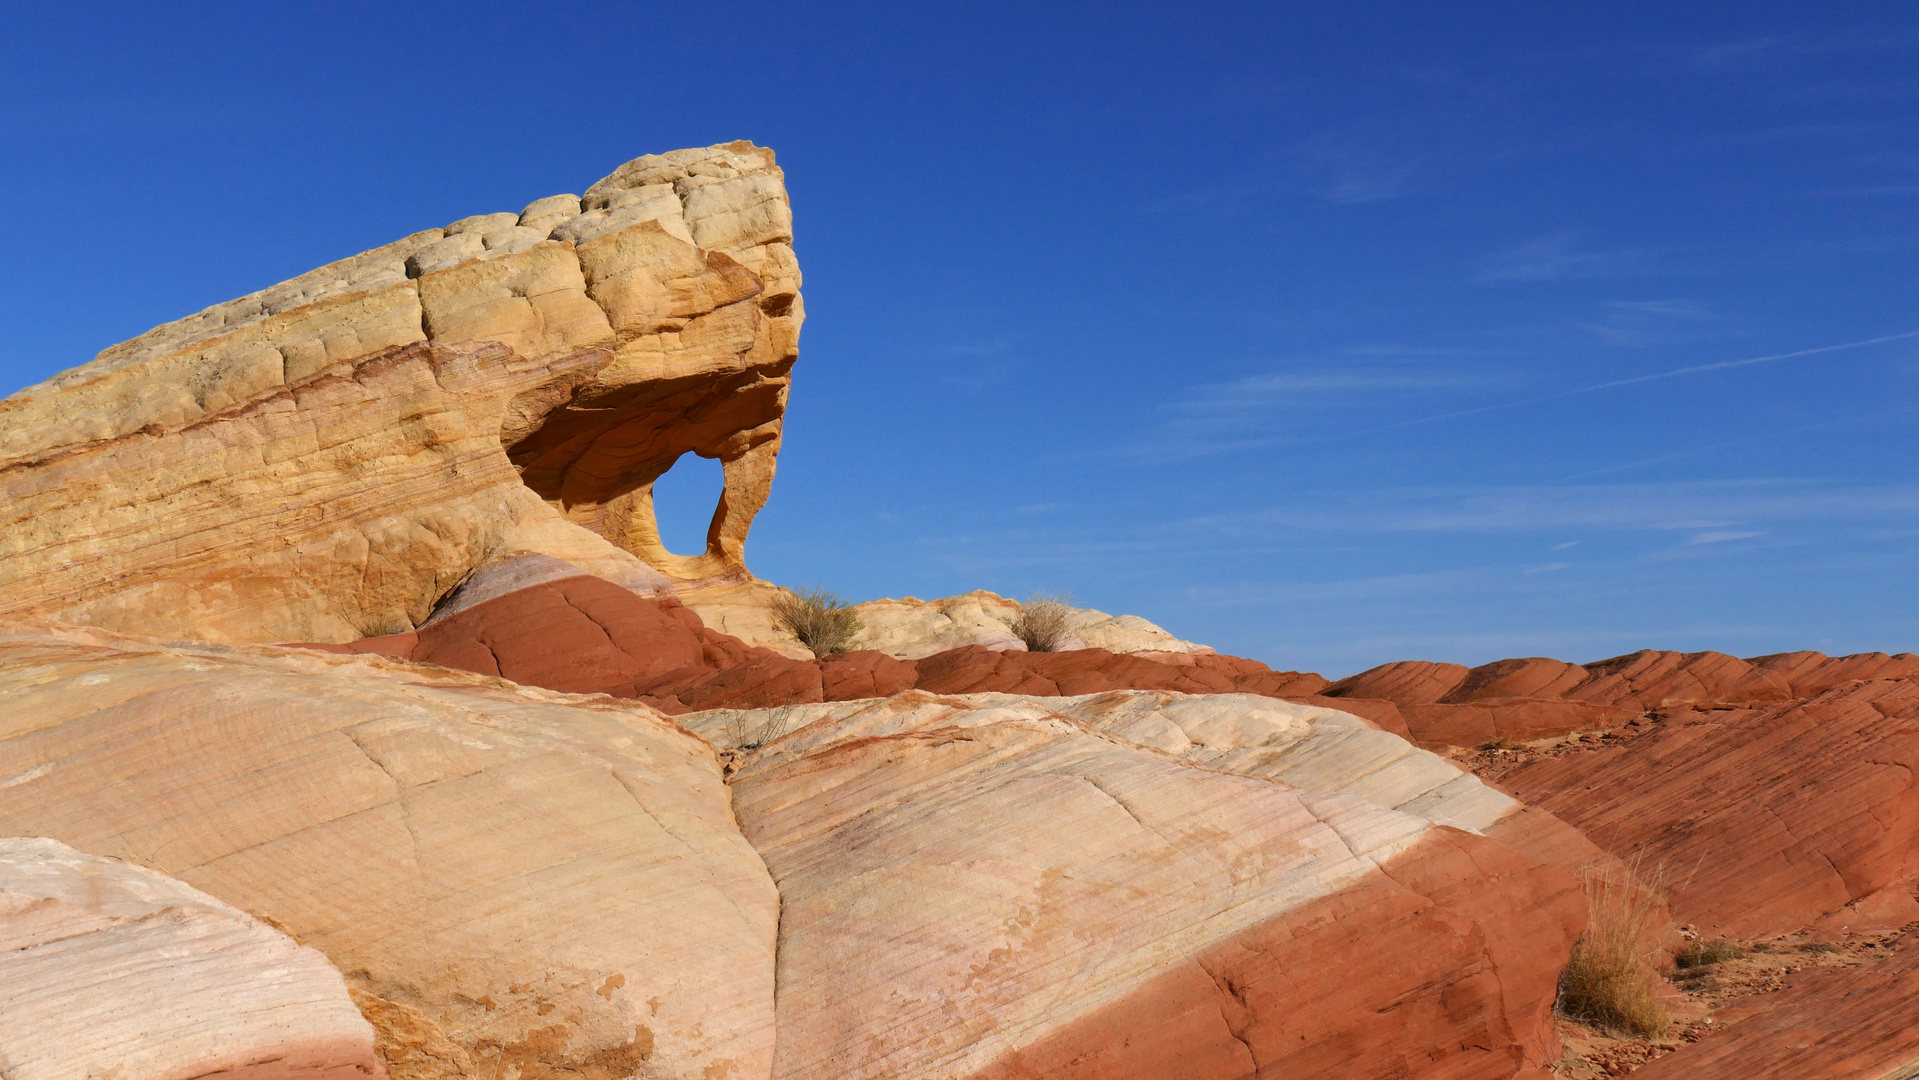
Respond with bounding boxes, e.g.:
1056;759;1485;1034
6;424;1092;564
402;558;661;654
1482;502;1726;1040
724;705;806;751
1677;939;1744;968
773;587;863;657
1558;859;1672;1038
1010;591;1077;652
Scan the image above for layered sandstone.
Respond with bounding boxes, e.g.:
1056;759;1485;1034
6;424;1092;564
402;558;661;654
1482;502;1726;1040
298;563;1332;714
0;142;800;643
678;691;1586;1080
1322;648;1919;748
0;623;778;1080
1488;672;1919;940
842;591;1210;658
0;836;384;1080
1630;931;1919;1079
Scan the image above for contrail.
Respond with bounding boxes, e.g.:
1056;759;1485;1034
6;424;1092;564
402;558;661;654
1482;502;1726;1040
1368;328;1919;433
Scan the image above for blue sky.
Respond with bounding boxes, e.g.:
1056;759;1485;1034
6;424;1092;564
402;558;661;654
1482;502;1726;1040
3;2;1915;675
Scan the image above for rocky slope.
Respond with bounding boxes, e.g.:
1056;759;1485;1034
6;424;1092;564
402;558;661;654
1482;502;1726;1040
1;836;385;1080
4;138;1916;1079
293;558;1333;713
0;622;778;1080
680;692;1587;1079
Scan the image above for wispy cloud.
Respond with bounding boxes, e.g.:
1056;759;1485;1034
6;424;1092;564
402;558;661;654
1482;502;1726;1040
1698;36;1782;67
1371;328;1919;433
1689;529;1766;545
1817;184;1919;198
1472;232;1651;282
1171;368;1487;413
937;338;1016;390
1287;130;1420;204
1187;480;1919;537
1694;28;1919;69
1581;299;1715;347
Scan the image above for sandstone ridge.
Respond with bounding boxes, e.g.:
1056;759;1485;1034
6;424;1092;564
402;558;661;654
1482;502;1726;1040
0;141;800;643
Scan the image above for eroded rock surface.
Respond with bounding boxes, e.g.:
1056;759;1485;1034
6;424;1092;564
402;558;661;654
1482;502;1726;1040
0;836;385;1080
683;691;1587;1080
843;591;1211;658
0;141;800;643
1629;930;1919;1080
298;565;1333;716
1487;673;1919;940
0;623;778;1080
1323;648;1919;749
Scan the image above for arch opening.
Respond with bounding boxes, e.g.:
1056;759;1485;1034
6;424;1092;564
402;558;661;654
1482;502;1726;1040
651;452;726;558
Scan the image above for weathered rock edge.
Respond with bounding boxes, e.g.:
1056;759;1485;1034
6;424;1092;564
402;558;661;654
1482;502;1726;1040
0;141;800;642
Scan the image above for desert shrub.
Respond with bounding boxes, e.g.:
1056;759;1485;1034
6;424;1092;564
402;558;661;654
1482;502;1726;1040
1677;939;1744;968
773;587;863;657
1558;860;1671;1038
724;705;805;751
1010;591;1077;652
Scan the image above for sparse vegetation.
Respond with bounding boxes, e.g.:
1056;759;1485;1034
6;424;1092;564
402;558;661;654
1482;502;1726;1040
773;587;863;657
1558;860;1671;1038
1676;939;1744;968
1010;591;1077;652
724;705;806;751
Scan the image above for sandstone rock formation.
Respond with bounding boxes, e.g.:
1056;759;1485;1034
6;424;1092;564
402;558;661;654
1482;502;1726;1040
1629;929;1919;1079
297;562;1334;714
0;623;779;1080
1322;648;1919;749
843;591;1210;658
0;836;385;1080
680;692;1586;1079
1486;668;1919;940
17;132;1919;1077
0;142;800;643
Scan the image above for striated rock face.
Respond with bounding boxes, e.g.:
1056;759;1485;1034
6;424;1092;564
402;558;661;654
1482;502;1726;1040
0;141;800;643
678;691;1587;1080
0;623;779;1080
0;836;384;1080
1489;672;1919;939
1629;930;1919;1080
299;565;1334;716
843;591;1211;658
1323;648;1919;749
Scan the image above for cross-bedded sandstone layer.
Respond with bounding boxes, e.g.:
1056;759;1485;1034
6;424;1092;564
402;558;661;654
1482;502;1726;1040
0;142;800;643
681;692;1586;1080
0;836;385;1080
0;623;779;1080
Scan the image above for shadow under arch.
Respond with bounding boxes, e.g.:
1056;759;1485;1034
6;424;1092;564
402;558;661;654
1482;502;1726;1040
505;357;792;589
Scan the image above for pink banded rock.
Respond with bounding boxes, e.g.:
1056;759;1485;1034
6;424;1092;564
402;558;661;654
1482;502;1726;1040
0;836;384;1080
682;691;1588;1080
0;623;778;1080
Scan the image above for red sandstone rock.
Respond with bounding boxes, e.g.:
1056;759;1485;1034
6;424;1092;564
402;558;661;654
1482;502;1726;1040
1345;649;1919;750
1630;930;1919;1080
1279;694;1412;739
1443;657;1590;703
1495;676;1919;938
971;829;1578;1080
299;574;1338;721
817;650;920;700
715;694;1585;1080
1321;660;1470;707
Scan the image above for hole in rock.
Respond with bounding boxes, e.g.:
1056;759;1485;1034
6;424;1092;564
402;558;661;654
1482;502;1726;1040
651;453;725;557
